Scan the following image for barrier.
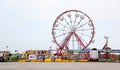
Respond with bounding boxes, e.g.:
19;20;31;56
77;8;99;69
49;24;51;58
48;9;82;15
79;59;88;62
55;58;62;62
18;60;26;62
45;58;52;62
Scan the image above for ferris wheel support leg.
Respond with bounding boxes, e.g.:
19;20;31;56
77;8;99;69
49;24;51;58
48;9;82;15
74;32;86;48
57;32;74;56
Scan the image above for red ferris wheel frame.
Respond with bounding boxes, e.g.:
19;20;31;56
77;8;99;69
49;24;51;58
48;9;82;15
52;10;95;54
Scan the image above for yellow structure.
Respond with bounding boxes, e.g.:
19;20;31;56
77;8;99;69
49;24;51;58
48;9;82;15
62;59;69;62
79;59;88;62
18;60;26;62
45;58;52;62
55;58;62;62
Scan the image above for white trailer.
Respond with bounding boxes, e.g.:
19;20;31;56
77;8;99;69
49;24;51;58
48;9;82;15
90;48;99;61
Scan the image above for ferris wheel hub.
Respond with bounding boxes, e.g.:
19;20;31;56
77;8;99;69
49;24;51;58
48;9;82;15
71;26;76;32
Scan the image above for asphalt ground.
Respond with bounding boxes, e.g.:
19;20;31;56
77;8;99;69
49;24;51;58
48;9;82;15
0;62;120;70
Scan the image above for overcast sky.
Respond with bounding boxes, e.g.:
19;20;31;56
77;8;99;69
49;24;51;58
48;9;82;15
0;0;120;52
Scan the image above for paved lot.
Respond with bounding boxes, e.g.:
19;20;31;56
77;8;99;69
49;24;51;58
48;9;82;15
0;62;120;70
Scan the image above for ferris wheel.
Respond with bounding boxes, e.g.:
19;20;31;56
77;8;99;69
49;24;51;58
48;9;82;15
52;10;95;53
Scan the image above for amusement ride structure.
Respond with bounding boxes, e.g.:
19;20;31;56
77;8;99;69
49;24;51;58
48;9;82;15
52;10;95;55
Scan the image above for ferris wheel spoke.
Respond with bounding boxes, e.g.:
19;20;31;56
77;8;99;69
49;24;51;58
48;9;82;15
83;34;92;38
73;13;79;27
75;13;79;21
74;16;77;26
78;32;92;38
64;17;71;28
57;22;69;29
77;41;81;51
80;37;88;45
72;35;75;49
76;20;92;29
67;12;72;25
59;38;66;46
75;19;82;28
76;28;94;31
74;32;85;48
55;32;70;38
54;28;70;31
75;15;85;28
